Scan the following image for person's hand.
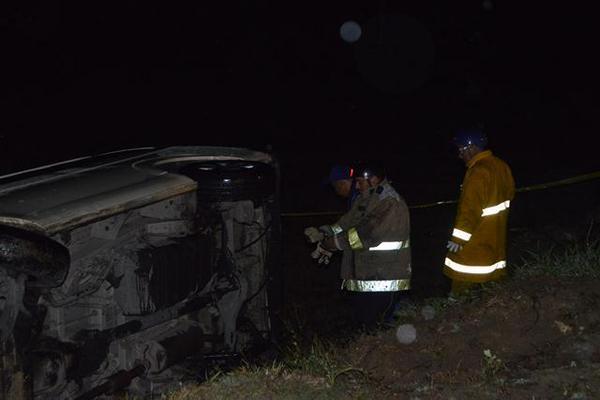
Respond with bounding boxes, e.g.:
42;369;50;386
318;225;335;237
446;240;463;253
304;226;324;243
320;236;337;251
311;242;333;265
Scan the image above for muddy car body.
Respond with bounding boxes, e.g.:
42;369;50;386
0;146;282;399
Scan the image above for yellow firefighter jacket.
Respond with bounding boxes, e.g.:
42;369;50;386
444;150;515;283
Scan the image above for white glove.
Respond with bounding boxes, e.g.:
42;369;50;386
446;240;463;253
311;242;333;265
304;226;324;243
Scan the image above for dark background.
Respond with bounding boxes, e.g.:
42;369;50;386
3;1;600;324
2;1;599;211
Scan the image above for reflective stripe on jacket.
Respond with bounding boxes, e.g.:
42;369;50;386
333;180;411;292
444;150;515;283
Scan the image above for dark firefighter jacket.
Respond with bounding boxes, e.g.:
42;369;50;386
444;150;516;283
330;179;411;292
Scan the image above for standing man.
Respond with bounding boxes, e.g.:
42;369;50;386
444;129;515;296
307;162;411;328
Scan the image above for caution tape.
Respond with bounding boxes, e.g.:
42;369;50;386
514;170;600;193
281;169;600;218
279;211;344;218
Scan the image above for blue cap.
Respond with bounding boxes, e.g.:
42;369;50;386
328;165;354;183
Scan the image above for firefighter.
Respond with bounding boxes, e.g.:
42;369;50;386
307;162;411;328
444;129;515;296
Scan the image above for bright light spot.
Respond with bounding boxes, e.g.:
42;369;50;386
421;305;436;321
396;323;417;344
340;20;362;43
482;0;494;10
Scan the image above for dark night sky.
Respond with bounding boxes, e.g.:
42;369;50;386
2;1;599;208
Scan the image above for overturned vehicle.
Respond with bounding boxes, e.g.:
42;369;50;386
0;146;282;399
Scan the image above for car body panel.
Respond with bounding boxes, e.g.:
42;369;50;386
0;146;272;234
0;145;280;399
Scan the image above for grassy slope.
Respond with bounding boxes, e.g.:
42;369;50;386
162;237;600;400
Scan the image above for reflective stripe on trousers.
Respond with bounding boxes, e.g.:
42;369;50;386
444;257;506;275
342;279;411;292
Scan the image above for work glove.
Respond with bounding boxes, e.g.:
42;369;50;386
304;226;324;243
446;240;463;253
311;242;333;265
318;225;335;237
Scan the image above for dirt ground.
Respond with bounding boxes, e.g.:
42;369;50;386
280;181;600;399
142;178;600;400
340;276;600;399
282;227;600;398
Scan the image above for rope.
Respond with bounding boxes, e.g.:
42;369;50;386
281;169;600;218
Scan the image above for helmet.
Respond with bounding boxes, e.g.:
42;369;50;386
354;162;386;180
328;165;354;183
453;129;488;149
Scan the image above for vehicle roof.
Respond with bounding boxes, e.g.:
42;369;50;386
0;146;272;235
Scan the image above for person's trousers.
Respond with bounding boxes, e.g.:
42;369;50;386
346;291;397;329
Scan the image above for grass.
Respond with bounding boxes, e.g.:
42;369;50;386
282;336;364;386
481;349;507;381
162;312;369;400
163;229;600;399
163;362;331;400
162;345;369;400
512;237;600;279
